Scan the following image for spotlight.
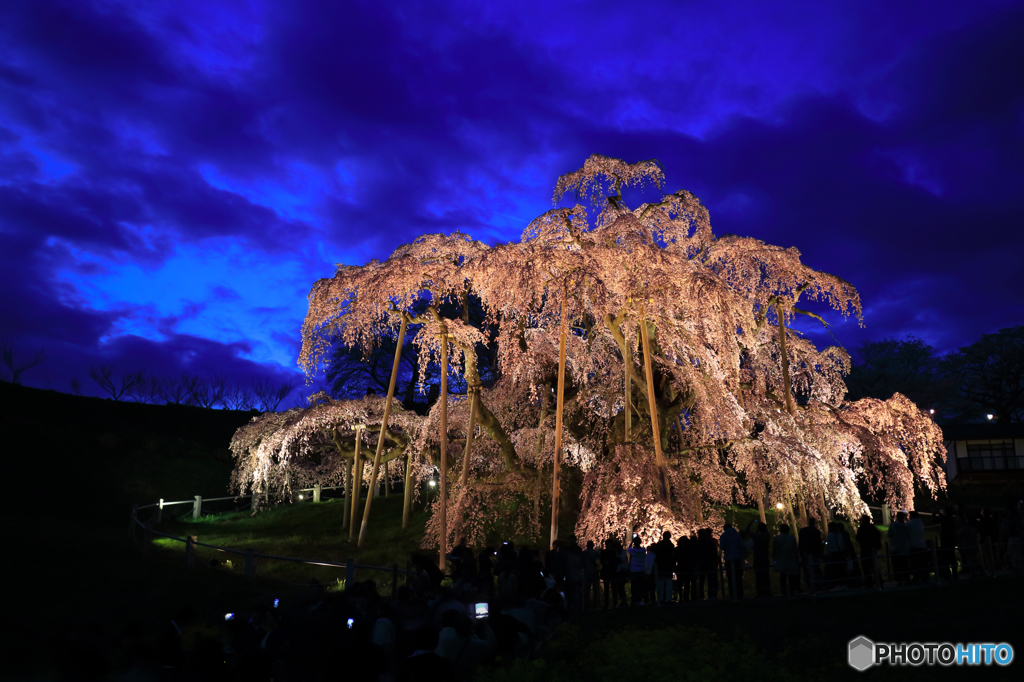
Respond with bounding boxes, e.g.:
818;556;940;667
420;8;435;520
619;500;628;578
428;480;437;488
929;409;935;415
987;414;994;420
299;494;304;500
776;503;784;510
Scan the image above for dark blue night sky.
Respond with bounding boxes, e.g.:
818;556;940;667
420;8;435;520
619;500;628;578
2;0;1022;401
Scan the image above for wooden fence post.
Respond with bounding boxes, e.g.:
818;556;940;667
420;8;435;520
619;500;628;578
245;549;255;579
882;504;891;526
345;558;355;589
157;499;163;523
193;496;203;520
313;484;321;503
185;535;197;569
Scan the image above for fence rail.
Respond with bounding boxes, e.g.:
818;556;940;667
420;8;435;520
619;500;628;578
128;491;415;595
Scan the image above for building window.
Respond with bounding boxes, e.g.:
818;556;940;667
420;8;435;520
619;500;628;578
958;440;1020;472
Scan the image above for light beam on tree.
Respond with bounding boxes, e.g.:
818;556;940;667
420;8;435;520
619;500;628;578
358;314;408;547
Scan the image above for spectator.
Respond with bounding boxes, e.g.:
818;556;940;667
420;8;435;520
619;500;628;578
798;517;824;591
906;511;928;584
888;511;911;586
564;543;585;617
674;533;697;602
772;524;800;595
824;522;847;589
956;513;981;577
695;528;719;601
400;627;454;682
435;610;495;682
978;508;998;576
856;515;883;588
745;520;771;597
627;535;647;605
583;540;601;611
653;531;676;605
719;523;745;600
599;538;620;608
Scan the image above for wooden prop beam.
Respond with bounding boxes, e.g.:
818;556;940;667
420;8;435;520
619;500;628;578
402;436;415;527
550;295;568;548
439;328;449;570
348;424;366;542
343;451;352;530
639;317;669;500
624;333;633;443
358;314;408;547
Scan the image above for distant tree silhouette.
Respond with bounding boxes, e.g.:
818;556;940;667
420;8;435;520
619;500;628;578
845;336;948;410
941;325;1024;423
88;365;144;401
252;377;295;412
1;341;46;384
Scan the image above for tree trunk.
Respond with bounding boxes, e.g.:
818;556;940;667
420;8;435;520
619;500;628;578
358;315;408;548
776;301;795;417
461;388;479;487
639;318;669;500
439;328;449;570
624;333;633;443
550;296;568;548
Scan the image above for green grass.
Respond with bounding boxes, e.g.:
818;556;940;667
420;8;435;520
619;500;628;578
483;578;1024;682
156;493;434;587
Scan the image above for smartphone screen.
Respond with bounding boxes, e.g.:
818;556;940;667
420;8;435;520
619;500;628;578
473;603;488;619
347;618;354;629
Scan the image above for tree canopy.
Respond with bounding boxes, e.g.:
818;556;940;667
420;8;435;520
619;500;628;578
230;155;947;549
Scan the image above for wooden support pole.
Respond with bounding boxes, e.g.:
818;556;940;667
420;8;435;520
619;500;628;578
402;449;414;528
193;495;202;520
757;498;767;525
460;388;479;488
439;328;449;570
343;454;352;531
550;295;568;548
313;483;321;503
776;301;795;418
349;425;365;542
639;317;669;500
358;315;408;548
624;334;633;443
384;460;391;497
185;535;197;569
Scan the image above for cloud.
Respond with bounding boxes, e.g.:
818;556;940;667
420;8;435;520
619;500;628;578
0;0;1020;397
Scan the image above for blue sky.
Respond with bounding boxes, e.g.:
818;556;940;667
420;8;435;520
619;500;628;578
1;0;1022;401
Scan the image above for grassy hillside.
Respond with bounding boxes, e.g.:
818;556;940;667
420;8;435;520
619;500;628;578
2;382;255;519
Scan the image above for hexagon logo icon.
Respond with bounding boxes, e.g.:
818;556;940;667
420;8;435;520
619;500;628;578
848;636;875;671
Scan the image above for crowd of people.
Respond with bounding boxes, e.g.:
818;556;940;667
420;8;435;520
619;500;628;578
117;503;1023;681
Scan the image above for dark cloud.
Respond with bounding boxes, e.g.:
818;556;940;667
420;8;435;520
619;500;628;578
0;0;1020;397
